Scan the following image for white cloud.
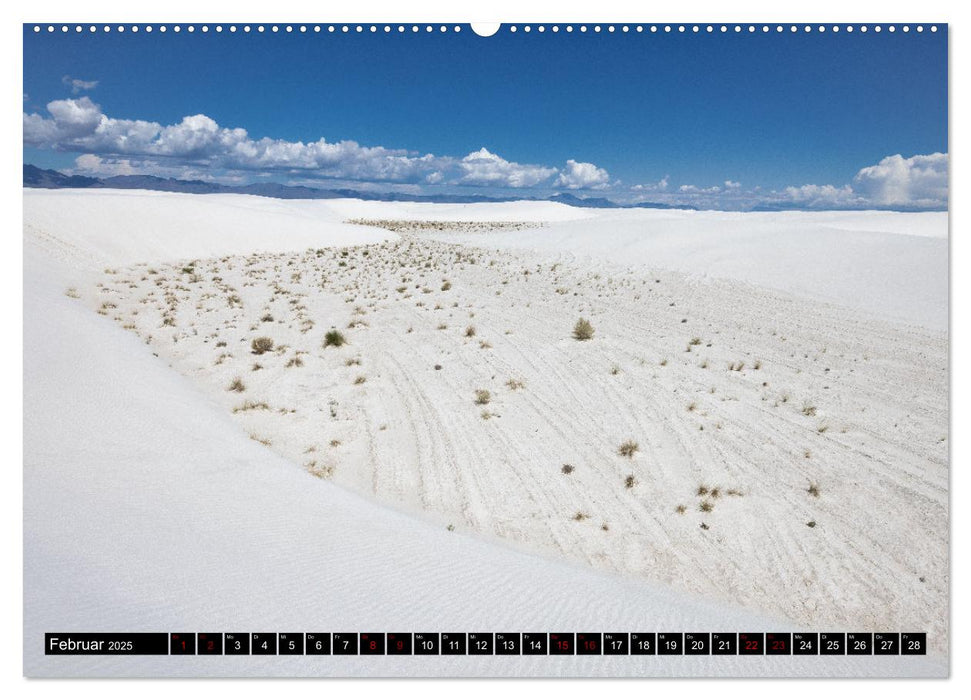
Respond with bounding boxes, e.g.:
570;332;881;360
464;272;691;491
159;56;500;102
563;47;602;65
852;152;948;208
457;148;557;188
73;154;135;177
554;159;610;190
631;176;669;193
24;98;568;189
61;75;99;94
23;98;445;183
776;154;947;210
679;184;721;194
781;183;857;206
69;154;245;183
724;180;741;189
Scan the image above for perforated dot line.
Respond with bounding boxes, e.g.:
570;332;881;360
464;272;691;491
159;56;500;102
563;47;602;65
30;24;940;35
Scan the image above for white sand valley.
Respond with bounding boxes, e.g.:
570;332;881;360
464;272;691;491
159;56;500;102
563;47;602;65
23;189;948;676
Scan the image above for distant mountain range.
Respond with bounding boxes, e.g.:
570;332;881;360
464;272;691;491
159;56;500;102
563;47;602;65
23;164;691;210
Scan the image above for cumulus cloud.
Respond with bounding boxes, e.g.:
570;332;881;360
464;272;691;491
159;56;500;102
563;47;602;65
24;97;449;183
61;75;99;94
23;97;577;189
73;154;135;177
776;154;947;210
781;183;857;207
631;176;669;193
457;147;557;188
554;159;611;190
852;153;948;208
70;153;250;183
679;183;721;194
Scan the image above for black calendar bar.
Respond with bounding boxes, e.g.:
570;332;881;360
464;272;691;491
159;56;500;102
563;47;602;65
45;633;169;655
44;632;928;655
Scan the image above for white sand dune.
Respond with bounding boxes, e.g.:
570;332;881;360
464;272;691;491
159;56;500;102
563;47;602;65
426;208;949;331
23;190;948;677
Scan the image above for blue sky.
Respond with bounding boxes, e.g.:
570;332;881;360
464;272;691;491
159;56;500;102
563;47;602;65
23;24;948;209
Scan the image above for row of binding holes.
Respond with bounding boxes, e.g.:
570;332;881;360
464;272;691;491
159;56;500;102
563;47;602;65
512;25;936;33
33;25;465;33
32;24;940;34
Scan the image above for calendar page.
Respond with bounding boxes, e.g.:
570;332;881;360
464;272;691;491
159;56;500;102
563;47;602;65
22;18;948;678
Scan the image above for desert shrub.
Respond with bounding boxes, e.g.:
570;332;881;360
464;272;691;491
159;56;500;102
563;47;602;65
354;375;367;385
306;461;336;479
573;317;595;341
441;281;452;291
699;500;714;512
801;401;817;417
228;377;246;393
618;440;639;458
251;336;274;355
324;330;347;348
465;325;476;337
675;504;687;514
261;313;274;322
506;378;525;390
807;482;821;498
474;389;491;405
561;464;575;475
233;401;270;414
624;474;636;489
